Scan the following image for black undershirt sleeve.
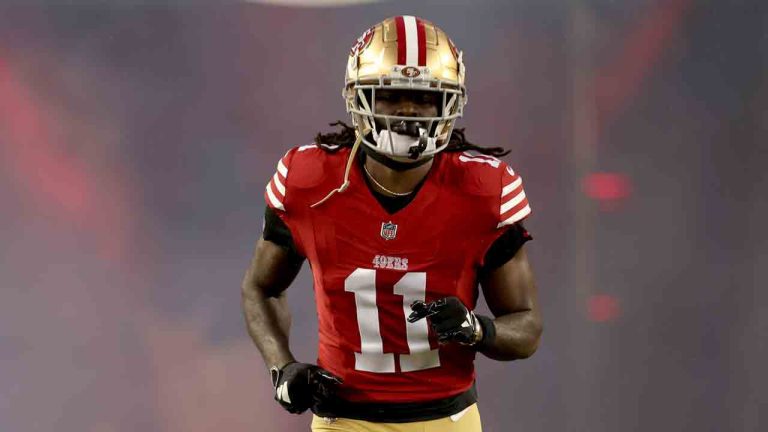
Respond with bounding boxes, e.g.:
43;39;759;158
480;223;533;273
263;206;305;261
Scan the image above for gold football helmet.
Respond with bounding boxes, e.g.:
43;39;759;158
344;16;467;162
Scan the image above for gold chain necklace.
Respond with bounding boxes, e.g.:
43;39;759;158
362;163;413;197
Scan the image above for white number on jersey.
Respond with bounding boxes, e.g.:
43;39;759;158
344;269;440;373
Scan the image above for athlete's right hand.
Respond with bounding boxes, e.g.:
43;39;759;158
270;362;342;414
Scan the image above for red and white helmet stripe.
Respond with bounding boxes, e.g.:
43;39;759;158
395;15;427;67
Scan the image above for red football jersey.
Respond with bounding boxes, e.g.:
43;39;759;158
264;144;531;403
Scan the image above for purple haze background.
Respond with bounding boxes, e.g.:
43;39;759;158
1;1;766;431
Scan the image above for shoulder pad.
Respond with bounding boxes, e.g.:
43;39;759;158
264;144;347;212
441;151;531;228
442;151;504;197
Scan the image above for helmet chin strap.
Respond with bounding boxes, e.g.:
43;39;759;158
310;128;429;208
311;128;369;208
409;134;429;159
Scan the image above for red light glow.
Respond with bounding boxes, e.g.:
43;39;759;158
582;172;632;210
587;294;621;322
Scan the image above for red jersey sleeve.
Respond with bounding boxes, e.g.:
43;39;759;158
263;147;298;214
496;162;531;228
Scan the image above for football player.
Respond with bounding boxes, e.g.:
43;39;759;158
242;16;542;432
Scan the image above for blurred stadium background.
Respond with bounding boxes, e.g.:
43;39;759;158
1;0;766;431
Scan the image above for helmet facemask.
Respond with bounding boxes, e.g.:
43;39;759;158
346;82;463;162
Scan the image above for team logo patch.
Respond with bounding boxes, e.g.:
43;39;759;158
380;221;398;240
350;27;374;56
401;66;421;78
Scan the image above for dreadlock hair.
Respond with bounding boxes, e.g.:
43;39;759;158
315;121;510;157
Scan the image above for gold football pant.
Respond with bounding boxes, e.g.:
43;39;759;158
310;403;481;432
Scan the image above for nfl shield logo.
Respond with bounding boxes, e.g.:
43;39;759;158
380;221;398;240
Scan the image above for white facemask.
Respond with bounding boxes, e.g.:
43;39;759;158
374;129;437;160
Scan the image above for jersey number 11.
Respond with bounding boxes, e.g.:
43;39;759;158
345;268;440;373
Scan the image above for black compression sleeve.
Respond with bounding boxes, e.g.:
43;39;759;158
481;223;532;272
263;206;305;259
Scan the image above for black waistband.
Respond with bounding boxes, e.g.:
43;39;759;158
311;383;477;423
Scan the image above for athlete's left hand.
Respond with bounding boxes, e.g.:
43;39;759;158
408;296;482;345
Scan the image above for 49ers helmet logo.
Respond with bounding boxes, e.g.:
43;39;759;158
401;66;421;78
350;27;374;56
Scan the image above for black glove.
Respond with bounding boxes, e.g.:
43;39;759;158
408;296;495;348
270;362;342;414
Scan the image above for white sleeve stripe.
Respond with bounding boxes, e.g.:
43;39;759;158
277;160;288;178
272;173;285;196
497;204;531;228
458;154;502;168
501;177;522;197
459;155;487;163
500;190;527;214
461;151;497;160
265;182;285;211
501;197;528;219
298;144;317;151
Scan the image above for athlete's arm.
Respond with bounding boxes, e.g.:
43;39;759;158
478;245;542;360
241;237;303;369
